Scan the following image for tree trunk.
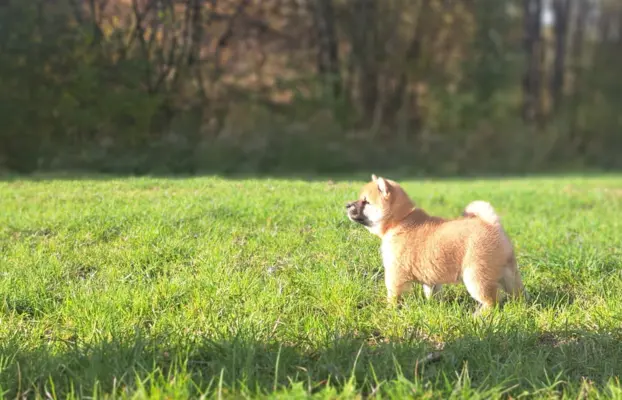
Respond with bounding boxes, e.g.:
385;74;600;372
522;0;543;122
569;0;589;149
352;0;379;123
551;0;570;113
313;0;341;98
382;22;422;132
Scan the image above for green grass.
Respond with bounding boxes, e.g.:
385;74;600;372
1;174;622;399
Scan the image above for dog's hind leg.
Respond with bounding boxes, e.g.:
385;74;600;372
462;266;503;314
500;256;528;300
423;284;442;300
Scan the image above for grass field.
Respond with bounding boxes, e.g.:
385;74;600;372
1;174;622;399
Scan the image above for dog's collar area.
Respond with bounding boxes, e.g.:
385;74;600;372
379;208;427;237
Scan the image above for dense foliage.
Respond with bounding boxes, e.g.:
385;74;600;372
0;0;621;174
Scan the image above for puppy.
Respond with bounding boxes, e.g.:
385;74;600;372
346;175;526;313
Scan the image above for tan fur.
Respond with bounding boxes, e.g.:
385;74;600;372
345;175;526;313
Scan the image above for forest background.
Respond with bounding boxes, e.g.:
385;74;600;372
0;0;620;175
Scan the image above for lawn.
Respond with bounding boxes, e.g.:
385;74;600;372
1;174;621;399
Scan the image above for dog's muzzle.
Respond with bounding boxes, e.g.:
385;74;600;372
345;200;369;226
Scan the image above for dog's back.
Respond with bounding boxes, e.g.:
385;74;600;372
384;204;525;303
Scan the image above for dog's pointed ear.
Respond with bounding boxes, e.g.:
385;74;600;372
376;177;390;197
371;174;378;182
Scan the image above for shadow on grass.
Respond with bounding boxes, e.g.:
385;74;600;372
530;287;577;309
1;327;621;397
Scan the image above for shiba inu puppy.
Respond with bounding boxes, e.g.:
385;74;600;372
346;175;526;313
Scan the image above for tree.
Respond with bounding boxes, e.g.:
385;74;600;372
522;0;543;122
551;0;570;112
313;0;341;98
467;0;517;106
351;0;380;121
568;0;590;146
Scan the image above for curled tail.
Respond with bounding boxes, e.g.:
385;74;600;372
463;200;501;226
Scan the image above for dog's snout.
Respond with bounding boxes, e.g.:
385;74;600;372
346;201;355;209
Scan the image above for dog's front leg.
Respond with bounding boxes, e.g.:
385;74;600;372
385;268;412;307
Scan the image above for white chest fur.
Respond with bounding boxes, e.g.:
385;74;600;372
380;233;397;270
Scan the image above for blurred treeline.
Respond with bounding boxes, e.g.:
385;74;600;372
0;0;621;174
